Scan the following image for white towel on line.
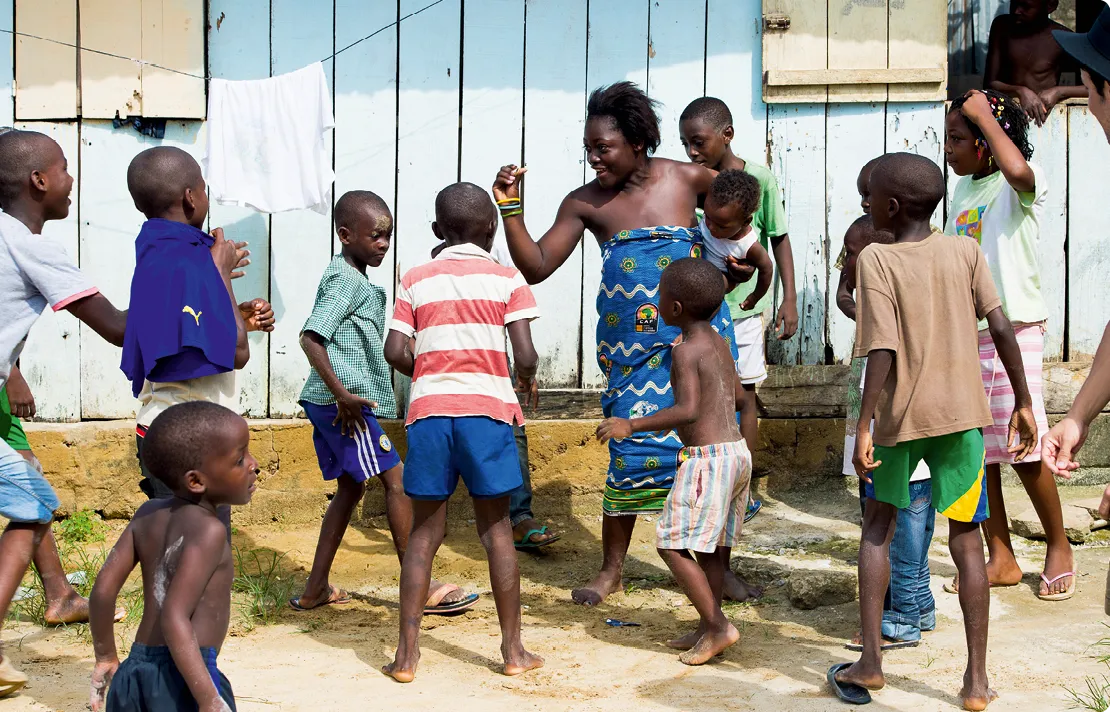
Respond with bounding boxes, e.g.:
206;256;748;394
204;62;335;214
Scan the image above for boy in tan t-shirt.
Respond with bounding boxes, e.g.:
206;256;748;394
828;153;1038;711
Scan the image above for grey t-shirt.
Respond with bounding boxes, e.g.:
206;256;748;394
0;211;97;390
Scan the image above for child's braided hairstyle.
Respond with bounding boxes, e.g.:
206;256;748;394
949;89;1034;160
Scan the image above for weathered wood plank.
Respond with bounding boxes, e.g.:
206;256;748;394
1029;104;1068;360
78;120;207;419
705;0;767;163
761;0;828;103
646;0;705;161
207;0;272;417
334;0;398;356
519;0;587;387
887;0;947;101
80;0;143;118
770;68;947;88
580;0;648;389
20;122;81;421
826;103;885;363
767;104;826;366
14;0;77;120
140;0;206;118
827;0;888;102
1066;105;1110;360
885;102;945;227
0;0;11;126
267;0;335;417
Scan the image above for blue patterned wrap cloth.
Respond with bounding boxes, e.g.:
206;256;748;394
595;226;739;515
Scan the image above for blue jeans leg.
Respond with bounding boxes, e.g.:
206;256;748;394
508;424;533;528
882;479;936;642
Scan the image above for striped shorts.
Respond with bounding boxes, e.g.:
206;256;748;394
656;440;752;553
979;323;1049;466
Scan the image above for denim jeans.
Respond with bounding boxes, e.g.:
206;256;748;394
508;424;533;528
859;478;936;641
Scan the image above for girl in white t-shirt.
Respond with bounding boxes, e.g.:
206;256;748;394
943;89;1074;602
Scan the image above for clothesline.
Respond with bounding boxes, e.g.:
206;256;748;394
0;0;445;82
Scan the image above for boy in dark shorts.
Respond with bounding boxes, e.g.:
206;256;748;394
597;258;751;666
985;0;1086;125
292;190;475;615
382;182;543;682
120;147;273;502
89;401;258;712
829;153;1037;710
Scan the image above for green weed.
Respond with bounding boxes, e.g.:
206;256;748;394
232;547;296;631
54;509;108;544
1065;676;1110;712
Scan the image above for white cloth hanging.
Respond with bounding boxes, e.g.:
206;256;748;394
204;62;335;214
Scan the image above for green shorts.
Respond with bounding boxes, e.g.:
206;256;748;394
869;429;987;524
0;387;30;452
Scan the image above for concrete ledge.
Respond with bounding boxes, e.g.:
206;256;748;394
24;415;848;526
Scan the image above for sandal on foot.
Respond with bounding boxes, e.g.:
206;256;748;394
744;499;763;524
1037;570;1077;602
289;585;351;611
424;583;479;616
845;636;919;652
943;577;1017;595
827;663;871;705
0;657;28;699
514;526;561;552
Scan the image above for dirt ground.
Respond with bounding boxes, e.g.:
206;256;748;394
3;480;1108;712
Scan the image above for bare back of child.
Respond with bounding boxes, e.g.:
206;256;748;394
597;258;750;666
90;402;258;712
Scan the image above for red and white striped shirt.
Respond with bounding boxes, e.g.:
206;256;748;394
390;243;540;426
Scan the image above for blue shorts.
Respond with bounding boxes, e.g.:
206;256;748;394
106;642;235;712
301;401;401;483
404;416;523;500
0;440;58;524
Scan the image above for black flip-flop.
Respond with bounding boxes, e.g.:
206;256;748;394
844;638;919;652
827;663;872;705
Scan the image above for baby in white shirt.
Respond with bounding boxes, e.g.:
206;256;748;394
698;169;773;312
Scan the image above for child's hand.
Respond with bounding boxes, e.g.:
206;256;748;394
493;164;527;203
724;256;756;284
5;368;35;419
333;392;376;437
199;697;233;712
238;299;276;332
739;296;756;312
596;418;632;443
1006;404;1039;463
516;375;540;411
852;430;882;484
230;240;251;279
209;228;240;277
89;658;119;712
960;89;1004;126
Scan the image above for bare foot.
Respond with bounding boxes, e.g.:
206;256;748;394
1038;544;1076;597
678;623;740;665
502;646;544;676
571;569;622;606
834;660;886;691
381;650;420;683
666;627;704;651
959;674;998;711
723;571;763;603
947;559;1023;593
43;592;91;625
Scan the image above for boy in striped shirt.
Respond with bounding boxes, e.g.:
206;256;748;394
382;182;543;682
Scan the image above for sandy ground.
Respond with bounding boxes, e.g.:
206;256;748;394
3;480;1108;712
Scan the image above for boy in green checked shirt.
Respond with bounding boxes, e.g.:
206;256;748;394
291;191;476;615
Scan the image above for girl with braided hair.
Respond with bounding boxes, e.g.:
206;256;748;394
943;89;1075;602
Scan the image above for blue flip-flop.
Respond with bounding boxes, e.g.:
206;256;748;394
744;499;763;524
827;663;872;705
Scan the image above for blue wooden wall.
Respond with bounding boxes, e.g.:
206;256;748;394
8;0;1109;420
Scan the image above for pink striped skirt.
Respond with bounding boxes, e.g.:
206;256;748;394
978;323;1049;466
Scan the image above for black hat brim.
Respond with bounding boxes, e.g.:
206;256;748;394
1055;28;1110;81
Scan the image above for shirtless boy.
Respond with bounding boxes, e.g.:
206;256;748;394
598;258;751;666
90;402;257;712
493;81;738;607
985;0;1086;125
